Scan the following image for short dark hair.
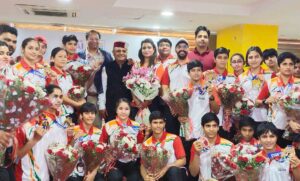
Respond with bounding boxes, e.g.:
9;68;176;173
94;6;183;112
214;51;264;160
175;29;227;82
195;26;210;37
239;116;256;130
45;84;62;95
256;122;278;138
50;47;66;59
262;48;278;61
245;46;263;66
157;38;172;47
149;111;165;123
296;57;300;64
21;38;36;49
277;52;296;67
187;60;203;72
201;112;219;126
0;40;8;48
79;102;97;114
86;30;101;40
62;35;78;45
214;47;230;59
0;24;18;36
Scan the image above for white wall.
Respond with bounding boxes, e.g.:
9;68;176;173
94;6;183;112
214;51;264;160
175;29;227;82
14;28;183;62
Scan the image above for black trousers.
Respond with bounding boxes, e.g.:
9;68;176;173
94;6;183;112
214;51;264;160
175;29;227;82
106;160;142;181
67;172;104;181
160;167;187;181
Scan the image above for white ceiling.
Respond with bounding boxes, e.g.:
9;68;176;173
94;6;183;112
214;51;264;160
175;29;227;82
0;0;299;38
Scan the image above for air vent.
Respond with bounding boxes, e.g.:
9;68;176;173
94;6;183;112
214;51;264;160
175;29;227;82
16;4;77;18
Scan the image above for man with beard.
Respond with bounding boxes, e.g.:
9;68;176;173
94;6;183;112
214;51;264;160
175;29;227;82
97;41;133;122
0;24;17;57
188;26;214;71
161;38;190;135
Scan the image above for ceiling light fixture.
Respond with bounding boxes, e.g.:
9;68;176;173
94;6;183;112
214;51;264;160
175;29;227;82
161;11;173;16
57;0;72;4
153;25;160;30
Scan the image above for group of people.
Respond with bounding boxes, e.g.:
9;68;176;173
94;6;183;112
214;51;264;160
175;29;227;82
0;23;300;181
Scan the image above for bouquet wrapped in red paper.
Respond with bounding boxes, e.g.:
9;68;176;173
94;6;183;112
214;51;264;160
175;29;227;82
80;140;109;173
46;143;79;181
163;87;193;139
216;83;245;131
68;86;86;101
231;143;265;181
123;66;160;126
111;130;139;162
64;62;93;87
211;145;238;180
0;77;52;131
140;145;169;176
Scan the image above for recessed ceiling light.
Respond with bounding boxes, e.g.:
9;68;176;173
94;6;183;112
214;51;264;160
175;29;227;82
161;11;174;16
57;0;72;3
153;25;160;29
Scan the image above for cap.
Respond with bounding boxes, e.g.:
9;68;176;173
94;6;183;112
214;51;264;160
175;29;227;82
113;41;128;48
175;38;189;47
34;36;47;45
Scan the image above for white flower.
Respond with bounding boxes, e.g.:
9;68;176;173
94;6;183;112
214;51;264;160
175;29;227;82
12;91;17;96
235;101;242;109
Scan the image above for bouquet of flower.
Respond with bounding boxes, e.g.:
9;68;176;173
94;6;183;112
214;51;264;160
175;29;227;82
0;77;52;131
140;145;169;176
64;61;93;87
279;88;300;139
279;86;300;120
231;143;265;180
80;140;110;173
217;83;245;131
111;130;139;162
232;97;255;119
123;66;160;125
46;143;79;181
68;86;85;101
211;151;238;180
163;87;193;139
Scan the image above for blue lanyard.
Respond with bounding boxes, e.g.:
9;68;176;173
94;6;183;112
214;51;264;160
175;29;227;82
25;69;45;78
195;85;207;95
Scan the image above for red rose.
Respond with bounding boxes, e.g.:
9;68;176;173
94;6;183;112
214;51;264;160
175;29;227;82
88;140;95;148
238;156;248;162
124;143;129;149
56;150;65;158
255;155;266;163
6;101;14;108
229;87;237;93
82;143;88;150
240;109;250;115
95;147;104;153
230;162;238;169
47;149;53;154
25;86;35;94
245;165;253;170
132;145;137;153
